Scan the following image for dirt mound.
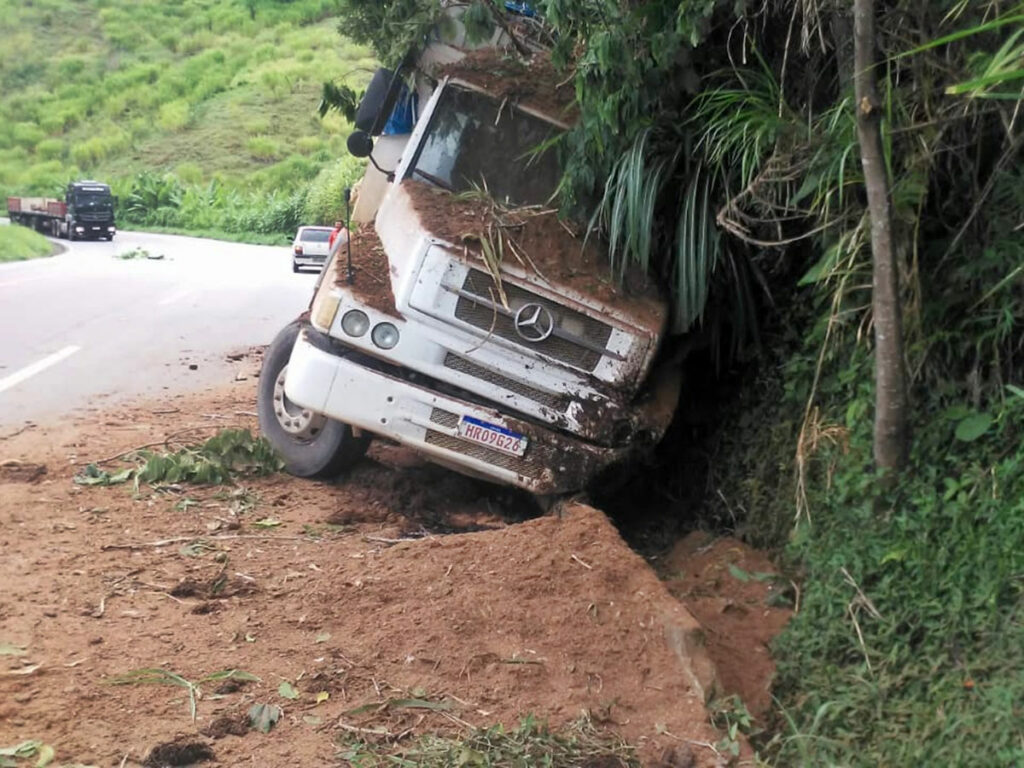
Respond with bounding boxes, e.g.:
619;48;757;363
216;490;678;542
304;502;719;758
662;532;793;720
0;384;772;767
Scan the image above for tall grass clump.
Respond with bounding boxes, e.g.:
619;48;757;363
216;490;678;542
0;225;55;262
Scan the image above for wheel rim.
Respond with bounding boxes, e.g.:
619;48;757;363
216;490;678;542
272;366;327;440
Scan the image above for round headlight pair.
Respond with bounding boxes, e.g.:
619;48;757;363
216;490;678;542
340;310;399;350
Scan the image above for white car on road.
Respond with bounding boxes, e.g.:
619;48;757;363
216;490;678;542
291;226;334;273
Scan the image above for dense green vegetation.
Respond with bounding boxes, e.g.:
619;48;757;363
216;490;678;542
0;224;55;262
0;0;372;241
340;0;1023;763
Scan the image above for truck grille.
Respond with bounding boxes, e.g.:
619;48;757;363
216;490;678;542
454;269;612;372
442;353;565;411
424;407;541;479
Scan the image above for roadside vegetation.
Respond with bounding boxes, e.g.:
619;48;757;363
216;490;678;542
339;0;1023;764
0;225;55;262
0;0;372;243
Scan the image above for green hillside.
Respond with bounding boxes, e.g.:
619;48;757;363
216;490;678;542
0;0;374;240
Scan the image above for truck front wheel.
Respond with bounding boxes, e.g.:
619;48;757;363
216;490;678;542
257;321;370;478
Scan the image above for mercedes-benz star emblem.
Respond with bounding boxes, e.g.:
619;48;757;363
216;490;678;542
513;303;555;343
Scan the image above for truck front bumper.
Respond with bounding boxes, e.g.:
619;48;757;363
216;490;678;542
284;328;628;494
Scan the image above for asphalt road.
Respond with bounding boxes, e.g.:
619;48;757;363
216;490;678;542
0;226;317;431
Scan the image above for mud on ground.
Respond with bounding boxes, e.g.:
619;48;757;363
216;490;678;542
0;382;788;767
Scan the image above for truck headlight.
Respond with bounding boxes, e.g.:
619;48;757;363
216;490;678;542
371;322;400;349
310;252;341;331
341;310;370;337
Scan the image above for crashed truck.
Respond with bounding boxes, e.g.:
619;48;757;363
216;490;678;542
257;15;680;495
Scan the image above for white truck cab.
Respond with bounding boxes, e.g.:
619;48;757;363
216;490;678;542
257;45;677;495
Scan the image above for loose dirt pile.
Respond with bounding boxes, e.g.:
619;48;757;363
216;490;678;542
333;226;397;317
661;533;793;720
439;49;579;123
403;180;664;326
0;383;786;766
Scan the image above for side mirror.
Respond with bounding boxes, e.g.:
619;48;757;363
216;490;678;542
347;131;374;158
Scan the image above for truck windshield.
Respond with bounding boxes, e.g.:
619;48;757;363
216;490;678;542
73;192;112;209
407;84;561;207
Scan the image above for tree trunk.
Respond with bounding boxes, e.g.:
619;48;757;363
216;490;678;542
853;0;908;471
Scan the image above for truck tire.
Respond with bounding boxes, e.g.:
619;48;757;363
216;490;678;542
257;321;370;478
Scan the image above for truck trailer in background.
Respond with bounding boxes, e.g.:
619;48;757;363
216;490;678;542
7;180;116;241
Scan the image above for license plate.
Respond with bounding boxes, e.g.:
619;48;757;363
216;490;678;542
457;416;527;457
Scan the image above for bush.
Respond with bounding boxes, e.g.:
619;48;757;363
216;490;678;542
174;162;204;184
69;127;129;168
157;99;191;131
303;156;366;225
34;138;64;161
246;135;280;161
12;122;45;149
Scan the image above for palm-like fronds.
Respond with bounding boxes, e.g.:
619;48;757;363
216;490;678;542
589;129;668;282
692;66;790;190
673;168;719;332
587;129;734;335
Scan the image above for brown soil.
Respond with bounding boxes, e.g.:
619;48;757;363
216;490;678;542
143;737;215;766
201;712;250;739
335;226;398;317
0;382;783;766
0;459;46;483
404;180;666;329
439;49;579;124
661;532;793;721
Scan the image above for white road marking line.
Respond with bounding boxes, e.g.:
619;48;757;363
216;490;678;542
0;346;82;395
158;289;194;306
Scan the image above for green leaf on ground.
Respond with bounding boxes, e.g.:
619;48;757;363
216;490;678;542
278;681;299;700
252;518;283;529
73;464;133;486
315;632;331;643
34;744;54;768
727;564;750;582
0;643;27;656
248;703;282;733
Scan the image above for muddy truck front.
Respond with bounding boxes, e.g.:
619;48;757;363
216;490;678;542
258;62;678;495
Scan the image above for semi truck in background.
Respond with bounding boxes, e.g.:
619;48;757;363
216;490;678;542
6;180;117;241
256;8;679;495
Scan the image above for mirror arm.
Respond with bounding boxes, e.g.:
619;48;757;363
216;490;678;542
367;151;395;182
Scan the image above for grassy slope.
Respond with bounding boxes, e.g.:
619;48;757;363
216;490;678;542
0;0;373;237
0;224;56;262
